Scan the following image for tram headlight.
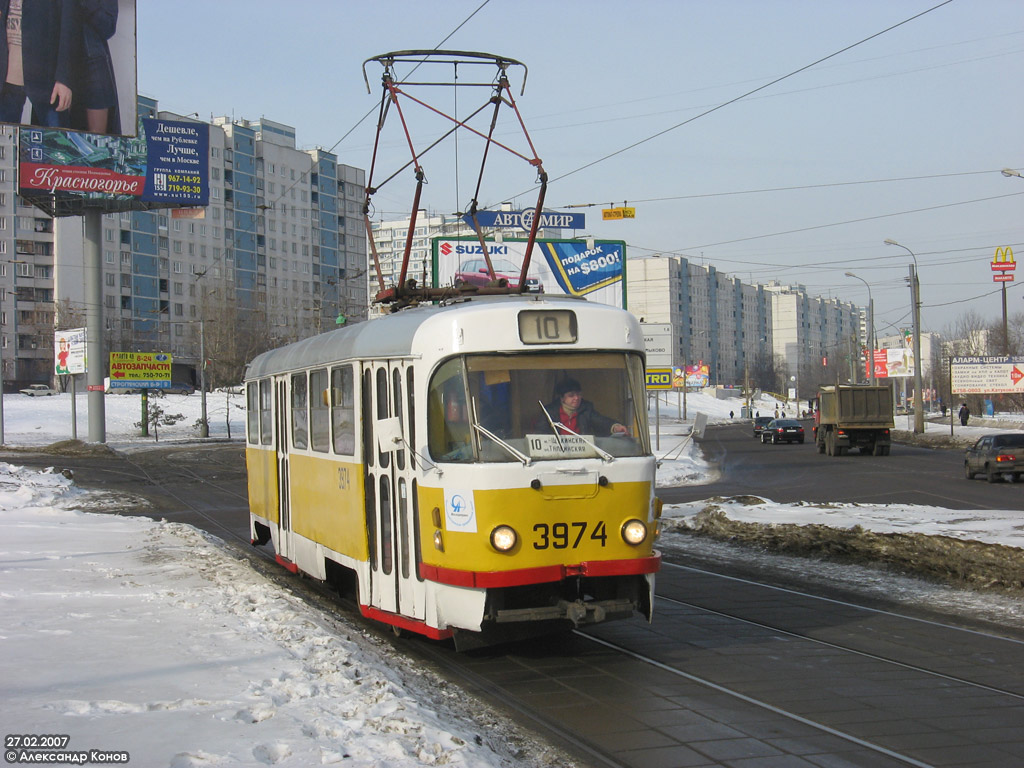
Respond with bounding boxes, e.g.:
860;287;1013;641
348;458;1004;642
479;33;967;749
621;519;648;546
490;525;518;552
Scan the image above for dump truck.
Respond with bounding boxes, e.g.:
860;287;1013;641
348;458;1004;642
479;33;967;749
813;385;894;456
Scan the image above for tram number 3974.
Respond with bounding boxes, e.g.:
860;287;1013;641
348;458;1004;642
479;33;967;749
532;521;607;549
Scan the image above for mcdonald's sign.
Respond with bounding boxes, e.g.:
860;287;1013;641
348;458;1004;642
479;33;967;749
992;246;1015;283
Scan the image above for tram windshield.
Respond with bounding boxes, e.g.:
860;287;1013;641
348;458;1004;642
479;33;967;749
427;352;650;463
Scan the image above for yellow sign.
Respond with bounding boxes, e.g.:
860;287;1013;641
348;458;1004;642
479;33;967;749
993;246;1015;283
108;352;173;386
645;367;673;390
602;207;636;221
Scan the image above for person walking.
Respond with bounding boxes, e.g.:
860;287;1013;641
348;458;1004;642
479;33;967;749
958;402;970;427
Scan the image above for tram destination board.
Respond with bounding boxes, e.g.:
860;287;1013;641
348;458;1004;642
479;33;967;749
951;355;1024;394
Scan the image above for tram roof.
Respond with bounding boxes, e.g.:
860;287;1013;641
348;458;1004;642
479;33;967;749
245;294;635;380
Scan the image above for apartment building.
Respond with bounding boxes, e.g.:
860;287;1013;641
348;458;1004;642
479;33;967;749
626;255;862;395
0;125;57;388
51;97;367;388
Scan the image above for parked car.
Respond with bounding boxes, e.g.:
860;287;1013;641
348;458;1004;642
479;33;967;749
161;382;196;395
964;433;1024;483
454;258;543;293
19;384;58;397
760;419;805;444
752;415;774;438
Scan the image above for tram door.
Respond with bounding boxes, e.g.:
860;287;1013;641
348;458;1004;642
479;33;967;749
274;376;292;562
364;360;423;620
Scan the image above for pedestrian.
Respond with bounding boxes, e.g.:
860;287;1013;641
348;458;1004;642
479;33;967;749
774;408;779;419
958;402;970;427
941;403;947;418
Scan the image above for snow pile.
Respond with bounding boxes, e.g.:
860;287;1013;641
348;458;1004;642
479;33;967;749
0;462;549;767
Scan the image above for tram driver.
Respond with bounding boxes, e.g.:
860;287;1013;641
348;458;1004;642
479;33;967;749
536;377;629;437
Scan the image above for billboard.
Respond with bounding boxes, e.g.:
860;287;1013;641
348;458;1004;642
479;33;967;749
462;209;584;231
674;362;709;389
55;326;86;375
951;356;1024;395
18;117;209;216
0;0;137;137
108;351;171;389
434;237;626;308
867;348;915;379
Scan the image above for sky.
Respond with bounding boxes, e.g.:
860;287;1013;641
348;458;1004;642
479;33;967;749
133;1;1024;336
2;391;1022;764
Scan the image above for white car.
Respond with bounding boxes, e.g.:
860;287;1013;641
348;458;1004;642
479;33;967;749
20;384;58;397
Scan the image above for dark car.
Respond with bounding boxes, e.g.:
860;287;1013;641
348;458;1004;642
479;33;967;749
753;416;774;438
761;419;805;444
454;258;543;293
964;433;1024;483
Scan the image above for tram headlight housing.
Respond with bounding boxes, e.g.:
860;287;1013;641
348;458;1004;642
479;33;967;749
490;525;518;552
621;518;648;546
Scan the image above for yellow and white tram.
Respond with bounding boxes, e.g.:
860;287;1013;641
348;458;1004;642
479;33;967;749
245;294;661;648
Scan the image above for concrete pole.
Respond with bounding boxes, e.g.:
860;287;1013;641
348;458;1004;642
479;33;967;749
912;264;924;434
199;317;208;437
84;211;106;443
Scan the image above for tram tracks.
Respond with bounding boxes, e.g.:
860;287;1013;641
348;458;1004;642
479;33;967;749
11;442;1023;766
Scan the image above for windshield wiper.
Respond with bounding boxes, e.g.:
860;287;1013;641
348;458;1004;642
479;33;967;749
472;423;531;465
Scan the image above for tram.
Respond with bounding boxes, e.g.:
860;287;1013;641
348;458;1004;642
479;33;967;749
245;294;662;648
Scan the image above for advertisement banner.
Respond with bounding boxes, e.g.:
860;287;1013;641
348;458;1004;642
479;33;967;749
0;0;138;137
434;237;625;308
18;117;209;216
54;327;86;375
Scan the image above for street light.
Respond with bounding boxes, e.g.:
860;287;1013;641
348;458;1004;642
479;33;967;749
844;271;875;385
884;239;924;434
1001;168;1022;179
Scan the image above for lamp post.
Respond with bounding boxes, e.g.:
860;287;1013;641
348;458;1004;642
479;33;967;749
884;239;924;433
844;271;875;385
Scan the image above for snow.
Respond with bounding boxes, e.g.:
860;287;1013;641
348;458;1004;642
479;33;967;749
0;389;1021;765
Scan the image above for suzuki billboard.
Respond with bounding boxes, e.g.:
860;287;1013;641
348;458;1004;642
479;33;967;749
434;237;626;308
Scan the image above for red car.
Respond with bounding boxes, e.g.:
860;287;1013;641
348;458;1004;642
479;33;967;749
455;258;543;292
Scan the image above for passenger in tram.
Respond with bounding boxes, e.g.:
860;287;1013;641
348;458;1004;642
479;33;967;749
440;384;473;460
535;377;628;437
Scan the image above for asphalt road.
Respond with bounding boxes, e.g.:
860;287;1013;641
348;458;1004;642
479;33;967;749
657;419;1024;511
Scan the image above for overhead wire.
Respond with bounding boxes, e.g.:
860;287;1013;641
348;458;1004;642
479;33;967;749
503;0;955;196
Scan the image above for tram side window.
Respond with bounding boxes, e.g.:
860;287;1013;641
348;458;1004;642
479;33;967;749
331;365;355;455
291;373;308;450
246;382;259;444
310;368;330;452
406;368;416;469
376;367;390;469
392;368;405;470
427;358;471;462
259;379;272;445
